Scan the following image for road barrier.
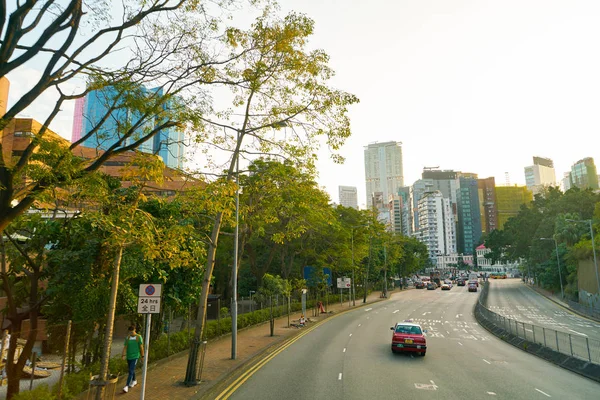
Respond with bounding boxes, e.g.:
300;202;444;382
476;282;600;366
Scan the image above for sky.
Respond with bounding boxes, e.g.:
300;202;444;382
6;0;600;209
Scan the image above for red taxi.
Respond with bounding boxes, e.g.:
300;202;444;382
390;320;427;356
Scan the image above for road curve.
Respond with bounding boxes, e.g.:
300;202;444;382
224;284;600;400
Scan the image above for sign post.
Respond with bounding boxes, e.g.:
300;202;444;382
138;284;162;400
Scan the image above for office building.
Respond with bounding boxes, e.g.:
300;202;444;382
495;185;533;229
421;169;459;204
73;86;185;169
524;156;556;195
372;191;390;226
338;186;358;209
364;141;404;208
562;173;572;192
456;176;482;255
478;177;498;234
397;186;412;236
570;158;599;190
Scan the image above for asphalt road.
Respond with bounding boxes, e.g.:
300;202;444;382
227;284;600;400
486;279;600;342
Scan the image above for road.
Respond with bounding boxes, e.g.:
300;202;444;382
226;283;600;400
486;279;600;342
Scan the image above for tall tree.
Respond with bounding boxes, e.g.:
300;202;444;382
185;9;358;382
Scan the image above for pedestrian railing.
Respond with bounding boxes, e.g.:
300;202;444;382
476;283;600;365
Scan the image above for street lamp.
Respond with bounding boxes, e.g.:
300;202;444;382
539;237;564;299
565;218;600;295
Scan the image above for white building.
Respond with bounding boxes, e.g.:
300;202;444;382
562;172;571;192
364;141;404;208
524;156;556;195
416;191;456;261
338;185;358;209
435;254;474;270
475;245;521;273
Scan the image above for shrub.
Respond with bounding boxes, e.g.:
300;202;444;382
13;384;56;400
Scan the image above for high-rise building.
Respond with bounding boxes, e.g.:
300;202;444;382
364;141;404;208
372;191;390;226
410;179;434;233
388;194;403;235
562;172;572;192
71;97;85;143
338;186;358;209
456;176;482;254
75;86;185;169
524;156;556;195
397;186;412;236
421;169;459;204
416;191;456;260
570;157;599;190
478;177;498;234
495;186;533;229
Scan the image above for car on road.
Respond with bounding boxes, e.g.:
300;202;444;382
457;279;465;286
426;282;436;290
468;279;479;287
441;283;451;290
415;281;425;289
390;321;427;356
468;283;478;292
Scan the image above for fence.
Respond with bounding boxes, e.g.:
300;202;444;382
476;282;600;365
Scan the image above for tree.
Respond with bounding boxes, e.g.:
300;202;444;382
258;273;283;336
185;9;358;382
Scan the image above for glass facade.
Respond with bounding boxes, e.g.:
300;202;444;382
79;86;184;169
570;158;598;190
495;186;533;229
456;177;482;254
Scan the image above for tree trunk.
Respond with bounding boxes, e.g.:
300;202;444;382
269;295;274;336
95;245;123;400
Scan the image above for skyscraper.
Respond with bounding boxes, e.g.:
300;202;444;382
74;86;185;169
478;177;498;234
364;141;404;208
410;179;434;233
416;191;456;261
456;176;482;255
570;157;599;190
495;185;533;229
524;156;556;195
338;186;358;209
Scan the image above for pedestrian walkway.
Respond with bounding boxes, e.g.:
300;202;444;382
117;289;405;399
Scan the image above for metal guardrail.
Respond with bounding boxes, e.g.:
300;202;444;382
476;282;600;365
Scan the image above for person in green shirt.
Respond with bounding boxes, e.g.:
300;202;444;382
121;325;144;393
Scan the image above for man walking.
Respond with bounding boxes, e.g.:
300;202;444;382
122;325;144;393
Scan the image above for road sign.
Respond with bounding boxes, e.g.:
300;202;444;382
336;278;351;289
138;283;162;314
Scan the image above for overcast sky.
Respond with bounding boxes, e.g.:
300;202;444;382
7;0;600;208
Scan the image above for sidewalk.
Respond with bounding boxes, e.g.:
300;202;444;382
527;284;600;323
119;289;405;399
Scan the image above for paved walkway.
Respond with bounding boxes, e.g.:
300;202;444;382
112;289;404;399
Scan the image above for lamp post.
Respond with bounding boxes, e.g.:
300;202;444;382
231;130;241;360
566;218;600;295
540;237;564;299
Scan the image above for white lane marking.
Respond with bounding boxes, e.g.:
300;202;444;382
535;388;551;397
349;333;352;337
343;348;346;353
365;308;373;312
458;342;463;346
358;324;362;327
487;392;497;396
456;314;463;318
483;359;491;364
423;312;431;316
446;331;450;335
414;383;438;390
393;310;400;314
568;329;588;337
430;380;436;386
338;373;342;380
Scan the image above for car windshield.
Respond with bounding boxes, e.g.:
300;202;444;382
395;325;422;335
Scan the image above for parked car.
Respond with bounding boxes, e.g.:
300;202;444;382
426;282;436;290
415;281;425;289
390;321;427;356
441;283;451;291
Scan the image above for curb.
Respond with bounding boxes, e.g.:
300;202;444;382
524;284;600;323
197;293;396;399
